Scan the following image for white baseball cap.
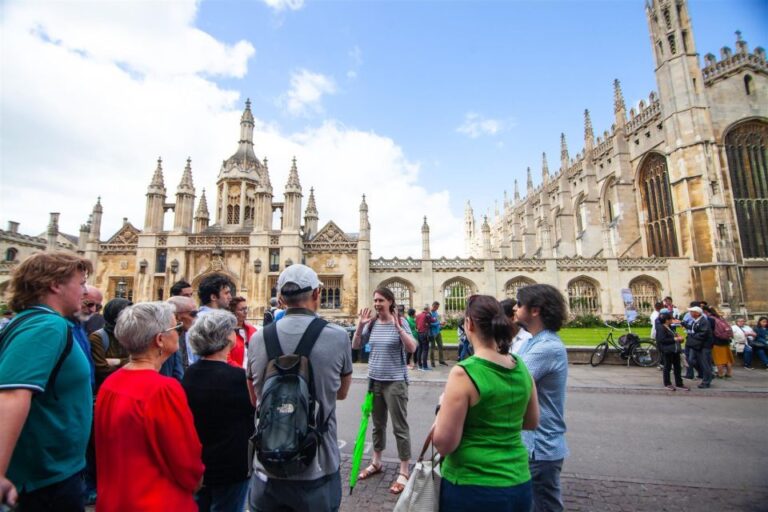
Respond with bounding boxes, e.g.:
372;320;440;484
277;264;323;296
687;306;704;315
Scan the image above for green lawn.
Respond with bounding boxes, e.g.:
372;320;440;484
439;326;652;347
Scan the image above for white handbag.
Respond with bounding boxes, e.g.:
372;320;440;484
394;426;441;512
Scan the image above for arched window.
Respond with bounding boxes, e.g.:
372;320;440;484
568;278;601;316
725;120;768;258
442;278;475;317
320;276;342;310
504;277;536;300
226;185;241;224
639;153;679;257
5;247;18;262
629;277;661;315
379;279;413;309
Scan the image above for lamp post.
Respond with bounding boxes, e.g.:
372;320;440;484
253;258;262;273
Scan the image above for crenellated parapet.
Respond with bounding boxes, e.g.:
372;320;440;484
625;93;661;134
702;38;767;86
369;257;422;272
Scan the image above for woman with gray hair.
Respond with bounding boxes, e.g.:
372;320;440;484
182;309;256;512
94;302;204;512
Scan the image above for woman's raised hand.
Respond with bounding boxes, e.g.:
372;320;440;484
358;307;373;326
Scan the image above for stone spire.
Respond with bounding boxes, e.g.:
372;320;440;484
421;216;431;260
304;187;319;238
194;189;210;232
584;109;594;150
613;79;626;114
560;133;569;170
503;190;509;209
89;197;103;242
526;167;534;192
285;157;301;193
47;212;60;251
514;179;520;200
481;215;491;258
148;157;166;194
177;158;194;193
261;156;272;191
542;152;549;184
359;194;370;237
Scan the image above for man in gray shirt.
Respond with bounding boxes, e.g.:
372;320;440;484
247;264;353;512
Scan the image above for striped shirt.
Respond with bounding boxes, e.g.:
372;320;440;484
363;318;409;382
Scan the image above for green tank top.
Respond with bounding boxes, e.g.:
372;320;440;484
441;355;532;487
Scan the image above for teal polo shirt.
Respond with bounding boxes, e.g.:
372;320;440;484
0;305;92;492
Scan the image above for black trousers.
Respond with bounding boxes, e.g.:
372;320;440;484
18;472;84;512
662;351;684;387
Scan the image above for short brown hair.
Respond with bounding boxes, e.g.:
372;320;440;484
8;251;93;312
229;296;247;313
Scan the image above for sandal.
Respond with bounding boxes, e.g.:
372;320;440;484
358;462;382;480
389;472;409;494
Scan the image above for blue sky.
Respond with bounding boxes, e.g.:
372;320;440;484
1;0;766;257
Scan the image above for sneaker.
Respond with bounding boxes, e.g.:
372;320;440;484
683;375;695;380
744;366;754;371
439;362;448;366
697;383;710;389
678;386;690;391
665;385;676;391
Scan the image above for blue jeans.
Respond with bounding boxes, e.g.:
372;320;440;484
744;345;768;368
439;478;532;512
248;469;341;512
196;479;248;512
529;458;564;512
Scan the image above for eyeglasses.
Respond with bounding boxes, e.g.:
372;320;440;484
183;310;199;318
82;301;102;311
160;322;184;335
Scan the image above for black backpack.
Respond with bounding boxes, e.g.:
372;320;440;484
263;308;275;327
254;317;328;477
0;307;73;400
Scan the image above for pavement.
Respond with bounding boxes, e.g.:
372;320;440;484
338;360;768;511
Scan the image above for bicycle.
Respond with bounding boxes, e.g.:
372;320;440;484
590;323;660;367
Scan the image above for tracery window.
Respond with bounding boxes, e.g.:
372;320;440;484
568;278;600;316
629;277;660;315
227;185;241;224
504;277;536;301
244;192;255;223
725;120;768;258
639;153;679;257
319;276;342;310
442;278;475;317
379;279;413;309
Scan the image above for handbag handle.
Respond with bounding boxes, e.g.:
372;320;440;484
418;424;436;463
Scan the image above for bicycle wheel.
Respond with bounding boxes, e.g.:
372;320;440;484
590;342;609;367
631;341;660;367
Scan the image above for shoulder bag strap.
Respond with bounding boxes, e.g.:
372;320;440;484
262;322;282;360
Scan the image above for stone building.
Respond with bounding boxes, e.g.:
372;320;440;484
2;0;766;321
464;0;767;318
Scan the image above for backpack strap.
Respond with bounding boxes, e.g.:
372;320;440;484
263;322;282;361
95;328;110;352
295;317;329;358
0;308;73;400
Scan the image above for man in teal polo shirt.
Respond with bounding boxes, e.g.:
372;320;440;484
0;251;94;511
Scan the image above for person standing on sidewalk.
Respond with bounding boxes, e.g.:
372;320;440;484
655;313;689;391
405;308;419;370
514;284;569;512
415;306;433;371
685;307;714;388
247;264;353;511
430;301;447;367
352;287;417;495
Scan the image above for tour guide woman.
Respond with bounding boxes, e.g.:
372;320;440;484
433;295;539;512
352;287;418;494
95;302;204;511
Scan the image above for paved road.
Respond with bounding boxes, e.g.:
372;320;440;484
336;366;768;489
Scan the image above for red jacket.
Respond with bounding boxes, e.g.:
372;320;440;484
228;322;256;368
415;312;432;334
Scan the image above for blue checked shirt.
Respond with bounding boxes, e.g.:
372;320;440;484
518;329;569;461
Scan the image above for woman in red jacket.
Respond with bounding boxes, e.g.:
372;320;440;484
228;296;256;368
95;302;204;512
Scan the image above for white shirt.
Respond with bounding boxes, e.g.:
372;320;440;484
511;327;533;355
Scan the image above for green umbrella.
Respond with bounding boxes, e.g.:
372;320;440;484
349;383;374;495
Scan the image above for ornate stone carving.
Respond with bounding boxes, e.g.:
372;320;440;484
369;257;422;272
304;221;358;253
269;236;280;246
494;258;547;272
617;257;668;271
556;256;608;272
157;235;167;247
432;257;484;272
187;235;249;250
100;223;141;253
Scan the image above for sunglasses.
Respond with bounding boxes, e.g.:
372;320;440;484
160;322;184;335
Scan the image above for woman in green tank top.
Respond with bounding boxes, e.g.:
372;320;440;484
434;295;539;512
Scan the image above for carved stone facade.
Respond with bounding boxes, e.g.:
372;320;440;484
2;0;766;320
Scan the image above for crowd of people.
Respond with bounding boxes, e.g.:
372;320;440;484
6;250;763;512
650;297;767;391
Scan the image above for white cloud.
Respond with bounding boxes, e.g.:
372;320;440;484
456;112;504;138
263;0;305;11
0;0;461;260
282;69;337;117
